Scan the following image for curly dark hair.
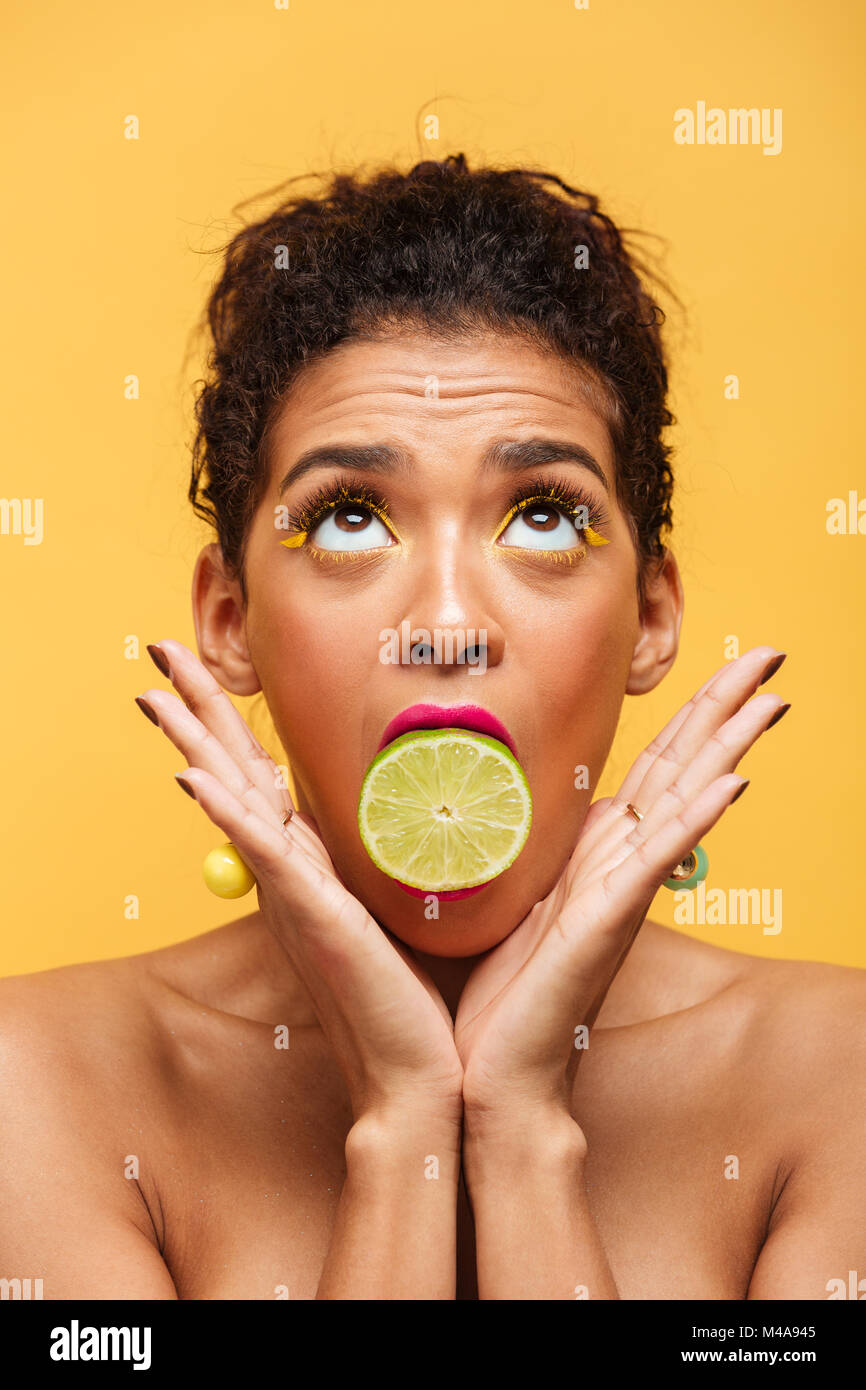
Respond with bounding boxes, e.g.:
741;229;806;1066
187;153;677;606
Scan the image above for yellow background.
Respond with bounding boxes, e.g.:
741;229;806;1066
1;0;863;977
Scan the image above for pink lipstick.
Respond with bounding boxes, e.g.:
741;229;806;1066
377;703;517;758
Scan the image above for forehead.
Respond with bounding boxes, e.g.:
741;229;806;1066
267;331;616;482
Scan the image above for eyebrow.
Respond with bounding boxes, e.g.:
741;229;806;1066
278;436;610;495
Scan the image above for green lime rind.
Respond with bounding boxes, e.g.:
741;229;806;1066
357;727;532;892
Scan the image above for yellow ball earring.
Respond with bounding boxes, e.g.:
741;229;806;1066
202;843;256;898
201;811;293;897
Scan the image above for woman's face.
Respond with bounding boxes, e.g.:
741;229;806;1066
233;330;655;955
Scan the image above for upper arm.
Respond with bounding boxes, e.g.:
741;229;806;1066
747;984;866;1300
747;1150;866;1300
0;979;178;1300
0;1196;179;1300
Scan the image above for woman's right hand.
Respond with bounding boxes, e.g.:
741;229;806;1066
135;639;464;1129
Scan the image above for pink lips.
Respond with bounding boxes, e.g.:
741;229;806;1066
375;703;518;900
376;703;518;758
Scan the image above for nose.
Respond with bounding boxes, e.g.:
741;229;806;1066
398;542;505;673
406;629;492;667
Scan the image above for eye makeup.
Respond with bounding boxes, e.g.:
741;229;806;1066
278;469;611;559
490;473;611;552
279;477;399;552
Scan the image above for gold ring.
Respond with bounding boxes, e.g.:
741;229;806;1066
625;803;643;822
282;809;294;827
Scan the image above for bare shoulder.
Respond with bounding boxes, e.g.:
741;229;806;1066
0;954;160;1090
0;912;297;1058
718;949;866;1298
637;919;866;1028
657;923;866;1129
0;953;173;1195
626;921;866;1097
701;934;866;1068
0;956;181;1297
743;949;866;1049
0;913;317;1143
736;949;866;1127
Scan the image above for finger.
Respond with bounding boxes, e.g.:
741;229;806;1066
175;764;304;880
617;646;784;810
599;773;747;912
578;796;614;836
176;766;445;1040
136;672;330;867
631;693;788;838
173;765;364;988
576;646;784;865
554;773;745;975
137;685;332;872
175;764;368;947
624;661;785;817
518;774;745;1063
147;639;293;820
137;687;285;831
577;688;787;878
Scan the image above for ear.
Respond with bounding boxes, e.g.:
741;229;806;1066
625;548;684;695
191;544;262;697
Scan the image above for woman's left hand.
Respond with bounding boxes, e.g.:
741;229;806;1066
453;645;789;1138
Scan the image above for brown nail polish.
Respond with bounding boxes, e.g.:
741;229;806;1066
147;643;172;680
175;775;197;801
759;653;787;686
135;696;160;727
766;702;791;730
730;779;750;804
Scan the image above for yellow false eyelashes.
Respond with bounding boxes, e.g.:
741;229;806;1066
278;475;611;556
489;483;611;550
279;481;399;552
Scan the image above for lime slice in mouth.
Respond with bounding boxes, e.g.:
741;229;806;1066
357;727;532;893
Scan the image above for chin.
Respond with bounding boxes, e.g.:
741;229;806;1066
349;869;530;957
303;796;571;956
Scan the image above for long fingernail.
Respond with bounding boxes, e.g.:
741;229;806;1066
759;652;787;685
766;702;791;730
730;779;750;804
135;696;160;727
175;774;197;801
147;643;172;680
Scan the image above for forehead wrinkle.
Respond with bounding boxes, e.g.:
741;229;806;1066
271;357;616;495
286;377;596;407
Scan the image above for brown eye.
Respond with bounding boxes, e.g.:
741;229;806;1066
498;502;582;551
523;506;559;532
334;506;373;532
308;503;395;552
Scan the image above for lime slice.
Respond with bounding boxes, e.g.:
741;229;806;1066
357;728;532;892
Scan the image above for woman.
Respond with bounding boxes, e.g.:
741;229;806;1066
3;155;863;1301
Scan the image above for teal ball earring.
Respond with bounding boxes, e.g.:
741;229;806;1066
663;843;709;892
